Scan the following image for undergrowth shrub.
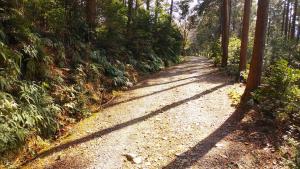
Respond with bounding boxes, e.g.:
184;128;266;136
0;82;60;153
0;42;21;90
267;37;300;67
253;59;300;126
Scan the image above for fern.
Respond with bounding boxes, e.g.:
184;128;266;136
0;82;60;153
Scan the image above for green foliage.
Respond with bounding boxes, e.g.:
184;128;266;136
208;37;241;75
0;82;60;153
209;40;222;65
253;59;300;125
0;0;183;160
0;42;21;90
227;88;242;107
266;37;300;67
228;37;241;65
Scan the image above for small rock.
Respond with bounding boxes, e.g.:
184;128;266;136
133;156;143;164
145;162;151;166
124;153;143;164
124;153;137;161
162;137;167;140
175;153;183;157
215;143;225;148
56;155;61;161
126;82;134;88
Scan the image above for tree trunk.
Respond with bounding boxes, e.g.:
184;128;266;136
86;0;97;29
282;0;286;34
154;0;159;25
291;0;298;39
285;0;290;38
169;0;174;24
239;0;252;77
298;24;300;41
127;0;133;31
221;0;230;67
146;0;150;10
241;0;270;102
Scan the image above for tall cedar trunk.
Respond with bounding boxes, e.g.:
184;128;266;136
242;0;270;102
298;24;300;41
239;0;252;76
285;0;290;37
154;0;159;25
221;0;230;67
169;0;174;23
282;0;286;34
267;12;271;43
127;0;133;32
146;0;150;10
86;0;97;29
289;8;293;36
291;0;298;38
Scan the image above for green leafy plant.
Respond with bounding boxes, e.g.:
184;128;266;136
253;59;300;124
0;82;60;153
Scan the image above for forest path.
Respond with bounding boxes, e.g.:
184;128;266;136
23;56;263;169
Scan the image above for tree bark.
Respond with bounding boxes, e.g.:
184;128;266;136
285;0;290;38
221;0;230;67
169;0;174;23
239;0;252;76
127;0;133;31
282;0;286;34
154;0;159;25
291;0;298;39
242;0;270;102
298;24;300;41
86;0;97;29
146;0;150;10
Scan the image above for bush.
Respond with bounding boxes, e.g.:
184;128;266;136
253;59;300;125
208;37;242;76
0;82;60;153
0;42;21;90
267;37;300;67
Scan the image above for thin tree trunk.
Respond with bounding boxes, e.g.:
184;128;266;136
154;0;159;25
239;0;252;77
291;0;298;39
221;0;230;67
282;0;286;34
285;0;290;38
169;0;174;24
242;0;270;102
298;24;300;41
127;0;133;31
146;0;150;10
86;0;97;29
267;8;272;44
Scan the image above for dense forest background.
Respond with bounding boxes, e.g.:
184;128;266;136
0;0;300;168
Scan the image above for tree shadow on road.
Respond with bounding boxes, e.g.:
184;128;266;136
22;83;230;167
104;71;221;108
162;107;246;169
